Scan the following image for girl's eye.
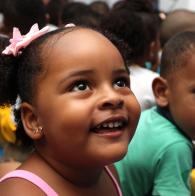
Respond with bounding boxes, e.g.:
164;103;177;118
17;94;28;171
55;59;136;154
71;81;90;92
191;89;195;94
114;77;130;89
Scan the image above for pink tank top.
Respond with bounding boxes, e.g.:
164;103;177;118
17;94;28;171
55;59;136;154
0;166;122;196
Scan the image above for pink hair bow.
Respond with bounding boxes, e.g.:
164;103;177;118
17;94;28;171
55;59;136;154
2;23;49;56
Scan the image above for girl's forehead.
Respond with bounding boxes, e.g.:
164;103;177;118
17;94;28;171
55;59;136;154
44;28;122;65
53;28;114;50
41;29;124;75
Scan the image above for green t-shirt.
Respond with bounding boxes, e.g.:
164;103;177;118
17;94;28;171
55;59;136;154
115;107;192;196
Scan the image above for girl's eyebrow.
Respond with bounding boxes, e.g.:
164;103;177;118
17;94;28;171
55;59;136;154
66;69;94;78
113;68;129;75
66;68;128;78
59;69;94;85
59;67;129;84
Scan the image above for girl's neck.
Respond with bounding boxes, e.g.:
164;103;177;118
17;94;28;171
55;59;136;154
20;151;118;195
33;151;103;187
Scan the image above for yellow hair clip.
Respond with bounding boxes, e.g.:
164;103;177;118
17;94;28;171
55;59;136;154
0;107;16;143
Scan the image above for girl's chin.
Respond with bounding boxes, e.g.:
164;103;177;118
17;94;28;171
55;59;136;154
111;149;128;162
101;146;129;165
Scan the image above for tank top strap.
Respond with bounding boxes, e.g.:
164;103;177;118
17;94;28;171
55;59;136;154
1;167;122;196
0;170;58;196
104;166;123;196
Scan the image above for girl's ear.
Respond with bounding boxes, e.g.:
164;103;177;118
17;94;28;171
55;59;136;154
21;102;43;140
152;77;169;107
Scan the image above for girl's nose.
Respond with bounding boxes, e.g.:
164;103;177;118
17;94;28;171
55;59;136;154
98;91;124;110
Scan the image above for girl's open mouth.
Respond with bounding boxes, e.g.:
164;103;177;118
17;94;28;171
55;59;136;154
91;117;128;134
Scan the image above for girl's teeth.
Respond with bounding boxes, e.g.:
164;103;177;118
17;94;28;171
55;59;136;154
108;123;114;128
97;121;123;129
114;122;119;127
103;123;108;128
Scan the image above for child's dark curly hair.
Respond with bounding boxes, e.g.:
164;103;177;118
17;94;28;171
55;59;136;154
160;31;195;78
101;9;159;63
0;25;131;148
2;0;47;35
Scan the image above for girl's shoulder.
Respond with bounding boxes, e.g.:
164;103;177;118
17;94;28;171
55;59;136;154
0;161;21;178
0;169;57;195
106;164;120;184
0;174;44;195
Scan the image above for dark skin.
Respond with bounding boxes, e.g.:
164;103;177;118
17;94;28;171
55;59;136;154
0;29;140;195
152;53;195;140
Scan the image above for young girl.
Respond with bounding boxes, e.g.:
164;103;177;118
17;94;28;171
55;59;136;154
0;23;140;195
